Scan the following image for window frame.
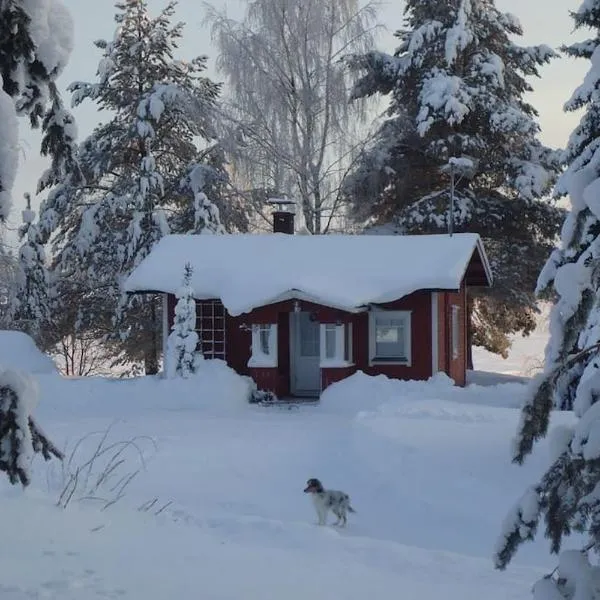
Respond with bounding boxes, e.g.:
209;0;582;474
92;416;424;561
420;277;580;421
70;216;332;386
248;323;278;367
319;323;354;367
368;310;412;366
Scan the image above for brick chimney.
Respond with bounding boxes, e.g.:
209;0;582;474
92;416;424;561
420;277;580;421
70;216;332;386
268;198;295;234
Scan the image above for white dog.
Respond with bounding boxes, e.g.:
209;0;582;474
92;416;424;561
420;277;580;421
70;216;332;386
303;478;355;527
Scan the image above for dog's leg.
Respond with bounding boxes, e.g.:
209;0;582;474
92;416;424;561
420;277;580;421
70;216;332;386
317;507;327;526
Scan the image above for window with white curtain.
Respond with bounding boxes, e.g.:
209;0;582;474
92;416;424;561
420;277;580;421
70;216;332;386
320;323;353;366
369;310;411;365
248;323;278;367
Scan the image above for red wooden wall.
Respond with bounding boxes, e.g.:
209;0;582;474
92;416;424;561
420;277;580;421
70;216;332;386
354;291;433;381
165;287;468;394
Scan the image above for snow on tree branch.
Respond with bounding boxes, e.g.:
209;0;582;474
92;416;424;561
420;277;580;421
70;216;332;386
0;0;75;219
34;0;231;374
166;263;201;379
496;5;600;595
0;369;63;487
206;0;379;233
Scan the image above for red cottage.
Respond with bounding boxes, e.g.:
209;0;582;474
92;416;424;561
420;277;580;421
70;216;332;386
125;220;492;396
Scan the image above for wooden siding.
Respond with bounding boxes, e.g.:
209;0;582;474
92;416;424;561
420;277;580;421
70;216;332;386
276;312;291;397
446;282;467;386
246;299;351;323
353;291;433;382
225;313;251;376
164;286;468;394
321;365;356;390
248;367;288;397
437;291;448;373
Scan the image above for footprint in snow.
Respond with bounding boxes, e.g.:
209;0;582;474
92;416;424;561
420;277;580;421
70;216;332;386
0;585;37;599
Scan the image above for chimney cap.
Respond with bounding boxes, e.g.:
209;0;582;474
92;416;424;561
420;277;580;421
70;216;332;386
268;197;295;213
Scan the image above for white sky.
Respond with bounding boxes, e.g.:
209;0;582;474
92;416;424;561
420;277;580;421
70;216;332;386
2;0;586;248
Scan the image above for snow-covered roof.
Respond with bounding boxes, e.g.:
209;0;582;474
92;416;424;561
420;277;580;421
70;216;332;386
124;232;492;316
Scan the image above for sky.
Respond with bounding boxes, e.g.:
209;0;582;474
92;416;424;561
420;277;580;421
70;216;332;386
1;0;587;249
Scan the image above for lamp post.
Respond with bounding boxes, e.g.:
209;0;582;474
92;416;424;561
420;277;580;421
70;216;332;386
442;156;479;237
449;163;455;237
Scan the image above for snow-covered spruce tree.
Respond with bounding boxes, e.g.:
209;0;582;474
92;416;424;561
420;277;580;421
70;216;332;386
345;0;564;359
0;368;63;487
166;263;201;379
0;0;75;221
7;194;52;344
8;79;82;350
0;243;18;328
37;0;233;374
205;0;378;233
494;3;600;596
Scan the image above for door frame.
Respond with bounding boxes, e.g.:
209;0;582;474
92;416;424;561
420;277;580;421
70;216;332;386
289;311;321;397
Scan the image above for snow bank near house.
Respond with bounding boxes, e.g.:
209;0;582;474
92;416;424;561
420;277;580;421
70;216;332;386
0;331;57;374
39;358;254;417
320;370;529;415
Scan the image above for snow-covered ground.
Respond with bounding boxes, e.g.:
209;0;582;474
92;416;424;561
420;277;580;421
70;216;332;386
473;306;550;378
0;320;567;599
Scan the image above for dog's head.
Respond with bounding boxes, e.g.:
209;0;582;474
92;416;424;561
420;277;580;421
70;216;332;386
304;478;324;494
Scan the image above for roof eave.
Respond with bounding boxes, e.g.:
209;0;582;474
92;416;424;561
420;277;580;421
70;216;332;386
457;236;493;288
475;236;494;286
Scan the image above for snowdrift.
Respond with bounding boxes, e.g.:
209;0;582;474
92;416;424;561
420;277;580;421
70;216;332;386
0;330;57;374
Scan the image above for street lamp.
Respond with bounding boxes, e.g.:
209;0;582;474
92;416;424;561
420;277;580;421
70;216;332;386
441;156;479;236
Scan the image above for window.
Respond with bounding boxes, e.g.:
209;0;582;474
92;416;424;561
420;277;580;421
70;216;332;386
320;323;353;366
259;326;270;355
248;324;278;367
451;306;460;360
324;324;337;359
196;300;226;360
369;311;411;365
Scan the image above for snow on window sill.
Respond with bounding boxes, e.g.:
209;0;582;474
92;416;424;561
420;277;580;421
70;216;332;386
248;356;277;368
319;360;354;369
369;358;411;367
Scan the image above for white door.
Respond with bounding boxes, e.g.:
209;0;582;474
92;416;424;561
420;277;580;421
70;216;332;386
291;312;321;397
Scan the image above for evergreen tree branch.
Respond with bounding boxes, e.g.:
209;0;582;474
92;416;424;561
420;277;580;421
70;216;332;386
514;341;600;464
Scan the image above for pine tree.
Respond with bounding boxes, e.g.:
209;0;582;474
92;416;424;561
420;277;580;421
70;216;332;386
37;0;232;374
345;0;564;359
0;243;17;327
0;368;63;487
166;263;201;379
494;2;600;596
8;194;52;344
0;0;76;221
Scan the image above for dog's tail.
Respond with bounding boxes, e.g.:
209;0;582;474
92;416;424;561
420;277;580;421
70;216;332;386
348;505;356;513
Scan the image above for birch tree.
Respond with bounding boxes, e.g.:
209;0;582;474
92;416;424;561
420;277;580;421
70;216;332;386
205;0;379;233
